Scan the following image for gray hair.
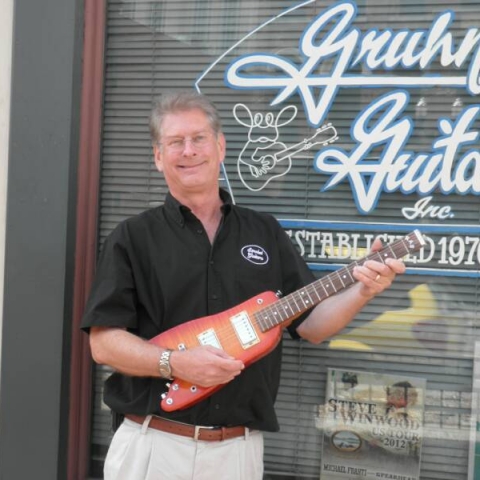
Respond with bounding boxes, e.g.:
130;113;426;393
149;91;222;144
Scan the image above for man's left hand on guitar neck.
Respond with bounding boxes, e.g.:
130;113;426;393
296;237;406;345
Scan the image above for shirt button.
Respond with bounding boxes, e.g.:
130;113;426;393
196;229;203;234
209;260;214;266
214;404;220;410
211;294;218;300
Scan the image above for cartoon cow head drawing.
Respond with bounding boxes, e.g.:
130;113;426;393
233;103;298;145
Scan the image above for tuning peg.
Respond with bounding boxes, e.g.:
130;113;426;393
165;383;171;388
161;393;168;400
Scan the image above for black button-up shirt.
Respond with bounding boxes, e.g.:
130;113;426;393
82;190;314;431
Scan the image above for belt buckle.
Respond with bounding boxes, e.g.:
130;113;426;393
194;425;215;441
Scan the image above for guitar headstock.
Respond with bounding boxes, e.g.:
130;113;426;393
404;229;426;252
306;123;339;148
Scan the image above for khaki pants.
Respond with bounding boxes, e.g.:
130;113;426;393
104;417;264;480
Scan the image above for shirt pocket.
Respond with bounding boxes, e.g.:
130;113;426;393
233;260;280;303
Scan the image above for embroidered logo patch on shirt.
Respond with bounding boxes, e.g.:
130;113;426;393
241;245;269;265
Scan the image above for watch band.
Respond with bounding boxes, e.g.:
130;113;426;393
158;349;173;379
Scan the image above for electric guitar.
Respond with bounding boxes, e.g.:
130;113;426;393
238;123;338;192
149;230;426;412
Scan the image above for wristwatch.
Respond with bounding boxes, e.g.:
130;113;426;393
158;349;173;379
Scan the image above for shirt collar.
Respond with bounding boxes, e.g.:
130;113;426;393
164;188;232;226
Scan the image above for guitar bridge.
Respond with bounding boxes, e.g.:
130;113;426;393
231;311;260;349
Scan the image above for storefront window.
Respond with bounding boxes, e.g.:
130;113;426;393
90;1;480;478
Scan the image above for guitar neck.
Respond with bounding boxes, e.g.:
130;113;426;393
272;140;309;163
273;125;338;163
255;230;425;333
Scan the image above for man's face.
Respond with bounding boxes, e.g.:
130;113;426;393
387;386;417;408
153;108;226;197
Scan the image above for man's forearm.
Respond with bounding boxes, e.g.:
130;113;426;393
89;326;164;377
296;282;372;344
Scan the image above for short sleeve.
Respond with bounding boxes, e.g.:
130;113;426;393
81;224;138;332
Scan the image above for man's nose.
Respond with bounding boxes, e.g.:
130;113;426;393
182;138;197;155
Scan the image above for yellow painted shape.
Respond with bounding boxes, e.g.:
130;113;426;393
329;284;438;351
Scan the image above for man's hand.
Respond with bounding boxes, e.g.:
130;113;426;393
89;327;244;386
296;236;406;344
352;237;406;298
170;346;244;387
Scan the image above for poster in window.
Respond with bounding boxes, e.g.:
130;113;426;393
320;368;425;480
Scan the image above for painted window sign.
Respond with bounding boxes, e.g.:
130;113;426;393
196;0;480;277
91;4;478;479
225;3;480;125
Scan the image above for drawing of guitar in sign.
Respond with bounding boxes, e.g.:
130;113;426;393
233;103;338;191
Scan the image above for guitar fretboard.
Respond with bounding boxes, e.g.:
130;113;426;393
255;230;425;332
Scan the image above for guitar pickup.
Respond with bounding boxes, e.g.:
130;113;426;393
231;311;260;349
197;328;223;350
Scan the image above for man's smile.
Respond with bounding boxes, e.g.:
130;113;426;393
178;161;207;170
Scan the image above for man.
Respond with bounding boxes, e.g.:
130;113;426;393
82;91;405;480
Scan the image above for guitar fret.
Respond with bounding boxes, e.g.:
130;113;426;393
324;279;337;293
320;281;329;297
341;267;354;286
304;288;314;305
271;307;281;325
290;292;300;311
272;304;285;324
299;290;311;309
336;270;346;288
309;284;322;302
276;301;289;323
291;294;301;313
261;309;275;329
256;312;265;331
345;266;355;282
280;300;294;317
295;291;305;309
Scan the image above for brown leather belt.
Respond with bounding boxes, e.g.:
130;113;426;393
125;414;248;442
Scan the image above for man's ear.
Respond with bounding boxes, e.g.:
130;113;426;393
153;144;163;172
217;132;226;163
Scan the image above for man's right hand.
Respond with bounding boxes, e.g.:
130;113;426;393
170;346;245;387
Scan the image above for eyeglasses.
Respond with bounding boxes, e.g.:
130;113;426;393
160;132;214;153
